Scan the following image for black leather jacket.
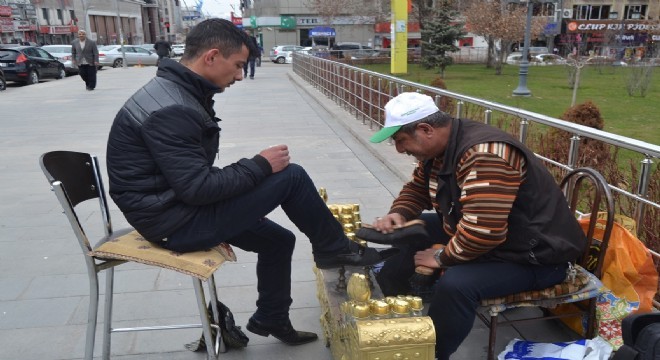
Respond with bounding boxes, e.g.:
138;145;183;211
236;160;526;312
106;59;271;241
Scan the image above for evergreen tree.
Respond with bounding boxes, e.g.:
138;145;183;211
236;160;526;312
420;2;465;77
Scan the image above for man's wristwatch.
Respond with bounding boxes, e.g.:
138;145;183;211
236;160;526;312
433;248;444;266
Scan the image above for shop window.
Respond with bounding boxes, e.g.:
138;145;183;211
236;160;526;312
624;5;646;20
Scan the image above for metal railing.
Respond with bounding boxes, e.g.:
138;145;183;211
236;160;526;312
292;51;660;259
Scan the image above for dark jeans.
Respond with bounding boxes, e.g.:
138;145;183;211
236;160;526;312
243;58;255;78
376;213;568;359
78;64;97;89
164;163;347;323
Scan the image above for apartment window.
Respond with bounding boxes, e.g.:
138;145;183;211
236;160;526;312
57;9;63;23
540;2;556;16
42;8;49;23
624;5;647;20
70;10;76;23
573;5;610;20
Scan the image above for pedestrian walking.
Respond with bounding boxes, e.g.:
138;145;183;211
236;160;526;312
71;30;99;91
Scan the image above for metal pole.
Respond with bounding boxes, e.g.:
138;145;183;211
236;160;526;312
634;157;653;235
114;0;127;69
80;0;91;35
513;0;533;96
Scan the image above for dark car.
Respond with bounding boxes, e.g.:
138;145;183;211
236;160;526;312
0;67;6;91
0;45;66;85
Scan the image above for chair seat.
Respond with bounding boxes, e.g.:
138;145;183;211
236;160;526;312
481;265;607;311
92;230;237;281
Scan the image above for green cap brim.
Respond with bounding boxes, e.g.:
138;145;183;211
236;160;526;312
370;125;402;143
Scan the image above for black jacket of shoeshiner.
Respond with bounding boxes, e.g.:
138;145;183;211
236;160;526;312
425;118;587;266
106;58;272;241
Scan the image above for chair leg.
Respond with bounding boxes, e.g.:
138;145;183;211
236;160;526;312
488;312;499;360
85;272;100;360
207;274;226;353
193;278;218;359
102;267;115;360
585;298;597;338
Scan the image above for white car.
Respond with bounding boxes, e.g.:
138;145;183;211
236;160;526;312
171;44;185;56
41;45;78;75
98;45;159;68
534;54;567;65
269;45;304;64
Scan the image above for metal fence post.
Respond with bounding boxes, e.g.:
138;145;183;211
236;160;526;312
634;157;653;236
519;118;529;144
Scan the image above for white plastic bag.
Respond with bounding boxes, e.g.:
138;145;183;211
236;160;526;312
498;336;613;360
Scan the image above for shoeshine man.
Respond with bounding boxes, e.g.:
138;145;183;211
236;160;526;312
106;19;396;346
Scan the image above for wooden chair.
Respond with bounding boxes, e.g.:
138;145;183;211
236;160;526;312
478;167;615;360
40;150;237;360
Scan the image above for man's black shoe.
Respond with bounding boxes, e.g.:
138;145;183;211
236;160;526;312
246;317;318;345
356;220;429;246
314;246;399;269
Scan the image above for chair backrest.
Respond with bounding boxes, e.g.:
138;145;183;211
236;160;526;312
40;151;113;252
559;167;615;279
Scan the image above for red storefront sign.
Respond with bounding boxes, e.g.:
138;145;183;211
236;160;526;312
566;20;659;34
0;6;12;17
231;13;242;26
40;25;75;34
0;17;13;33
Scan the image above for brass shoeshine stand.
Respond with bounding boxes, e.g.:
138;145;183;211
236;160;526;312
314;189;436;360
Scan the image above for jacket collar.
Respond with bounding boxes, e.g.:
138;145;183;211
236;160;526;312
156;58;221;118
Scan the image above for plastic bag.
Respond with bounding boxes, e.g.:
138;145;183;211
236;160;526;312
551;215;658;349
498;337;613;360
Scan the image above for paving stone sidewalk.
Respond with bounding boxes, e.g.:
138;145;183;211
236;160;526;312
0;61;575;360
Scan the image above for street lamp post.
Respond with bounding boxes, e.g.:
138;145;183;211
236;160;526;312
512;0;533;96
114;0;127;69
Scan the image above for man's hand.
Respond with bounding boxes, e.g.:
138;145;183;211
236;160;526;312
414;245;445;269
371;213;406;233
259;144;290;173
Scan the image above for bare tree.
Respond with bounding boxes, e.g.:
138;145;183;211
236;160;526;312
464;0;545;74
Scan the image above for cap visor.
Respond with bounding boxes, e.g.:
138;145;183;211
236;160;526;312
370;126;402;143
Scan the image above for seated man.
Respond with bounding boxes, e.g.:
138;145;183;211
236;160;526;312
367;92;586;359
106;18;395;346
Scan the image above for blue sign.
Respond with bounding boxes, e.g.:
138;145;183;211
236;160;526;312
309;26;336;37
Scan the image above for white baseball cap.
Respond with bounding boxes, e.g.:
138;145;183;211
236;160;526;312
370;92;440;143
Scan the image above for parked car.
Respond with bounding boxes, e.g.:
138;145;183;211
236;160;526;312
0;45;65;85
41;45;78;75
534;53;567;65
98;45;159;68
506;52;525;65
0;68;6;91
171;44;185;56
269;45;304;64
137;43;155;52
331;42;378;59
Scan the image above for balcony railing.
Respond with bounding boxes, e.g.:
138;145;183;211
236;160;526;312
292;52;660;302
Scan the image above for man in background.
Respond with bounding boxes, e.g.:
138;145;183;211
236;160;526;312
71;30;99;91
153;36;172;64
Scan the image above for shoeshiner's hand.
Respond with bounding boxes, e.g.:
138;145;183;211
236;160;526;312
260;144;290;173
372;213;406;234
414;245;445;270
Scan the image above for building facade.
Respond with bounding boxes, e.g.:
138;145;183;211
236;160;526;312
0;0;183;46
241;0;377;53
560;0;659;59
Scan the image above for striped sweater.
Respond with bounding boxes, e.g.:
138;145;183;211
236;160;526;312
390;142;527;265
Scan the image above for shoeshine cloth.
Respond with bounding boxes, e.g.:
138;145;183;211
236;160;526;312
498;337;612;360
370;92;440;143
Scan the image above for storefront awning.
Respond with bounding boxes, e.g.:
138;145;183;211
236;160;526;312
309;26;335;37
